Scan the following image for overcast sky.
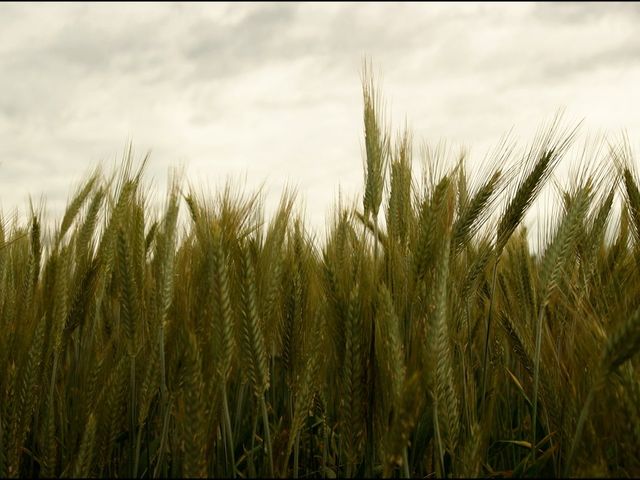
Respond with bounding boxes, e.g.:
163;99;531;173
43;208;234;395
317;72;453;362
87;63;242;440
1;2;639;234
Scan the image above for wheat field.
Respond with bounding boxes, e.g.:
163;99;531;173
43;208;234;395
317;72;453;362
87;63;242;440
1;73;640;478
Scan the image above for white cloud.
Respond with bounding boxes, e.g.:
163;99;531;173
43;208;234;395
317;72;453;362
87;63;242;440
1;2;639;234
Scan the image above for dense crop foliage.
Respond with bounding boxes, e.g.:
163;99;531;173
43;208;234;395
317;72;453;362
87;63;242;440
1;73;640;478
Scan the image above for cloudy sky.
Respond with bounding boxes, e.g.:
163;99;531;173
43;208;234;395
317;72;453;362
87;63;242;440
1;2;639;233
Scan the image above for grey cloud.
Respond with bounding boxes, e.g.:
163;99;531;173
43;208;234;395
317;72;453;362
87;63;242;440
540;40;640;80
1;4;183;87
181;3;450;85
533;2;640;24
459;4;640;93
182;4;301;79
494;34;640;92
44;21;169;78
